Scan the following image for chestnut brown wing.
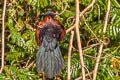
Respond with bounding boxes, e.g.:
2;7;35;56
35;20;45;46
35;16;66;46
51;19;66;41
35;29;41;46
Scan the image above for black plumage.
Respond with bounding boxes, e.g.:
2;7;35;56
35;11;66;79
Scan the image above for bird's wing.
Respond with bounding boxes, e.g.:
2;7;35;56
36;16;66;46
35;29;41;46
52;19;66;41
35;20;44;46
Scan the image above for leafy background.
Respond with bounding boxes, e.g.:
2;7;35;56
0;0;120;80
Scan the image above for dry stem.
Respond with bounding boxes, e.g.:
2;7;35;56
75;0;85;79
79;0;96;17
67;31;74;80
75;70;94;80
66;0;96;34
93;0;111;80
66;25;75;33
0;0;7;73
26;60;35;69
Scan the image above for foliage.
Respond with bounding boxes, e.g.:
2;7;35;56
0;0;120;80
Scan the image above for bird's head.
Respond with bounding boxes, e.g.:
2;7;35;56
44;11;58;18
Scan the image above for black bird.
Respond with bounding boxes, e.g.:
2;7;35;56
35;11;66;79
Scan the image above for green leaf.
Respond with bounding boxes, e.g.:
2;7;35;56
7;18;13;27
15;18;24;31
17;7;24;16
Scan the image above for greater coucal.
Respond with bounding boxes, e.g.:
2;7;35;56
35;11;66;79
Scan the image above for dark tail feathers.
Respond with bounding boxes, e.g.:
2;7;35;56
36;35;64;79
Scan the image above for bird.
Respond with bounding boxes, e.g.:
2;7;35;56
35;11;66;79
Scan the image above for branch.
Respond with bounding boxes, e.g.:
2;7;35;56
66;25;75;33
57;0;68;16
25;60;35;69
66;0;96;34
84;43;101;52
66;16;75;27
93;0;111;80
75;70;94;80
96;4;100;32
84;66;92;80
82;16;101;43
79;0;96;17
0;0;7;73
11;16;35;31
67;31;74;80
114;0;120;8
73;45;119;59
75;0;85;80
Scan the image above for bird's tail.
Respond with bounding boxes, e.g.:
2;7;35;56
36;35;64;79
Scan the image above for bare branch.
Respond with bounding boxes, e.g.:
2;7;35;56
84;66;92;80
66;25;75;33
96;4;100;31
66;0;96;34
67;31;74;80
24;55;33;68
114;0;120;8
73;45;120;59
0;0;7;73
84;43;101;52
57;0;68;16
26;60;35;69
93;0;111;80
82;16;101;43
75;0;85;79
66;16;75;27
79;0;96;17
75;70;94;80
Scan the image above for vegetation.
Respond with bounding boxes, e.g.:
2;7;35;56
0;0;120;80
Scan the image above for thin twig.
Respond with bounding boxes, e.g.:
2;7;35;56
93;0;111;80
84;66;92;80
84;43;101;52
86;38;98;48
96;4;100;33
75;70;94;80
85;5;94;14
24;55;33;68
66;0;96;33
12;16;35;31
83;16;110;45
57;0;68;16
100;46;120;59
79;0;96;17
73;45;120;59
114;0;120;8
75;0;85;80
66;25;75;33
66;16;75;27
82;16;101;43
67;31;74;80
26;60;35;69
0;0;7;73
